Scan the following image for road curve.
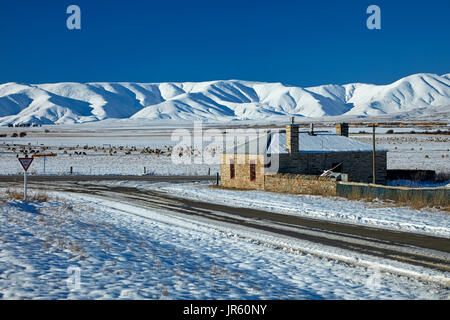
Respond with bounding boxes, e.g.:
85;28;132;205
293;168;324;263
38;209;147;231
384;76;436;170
2;177;449;275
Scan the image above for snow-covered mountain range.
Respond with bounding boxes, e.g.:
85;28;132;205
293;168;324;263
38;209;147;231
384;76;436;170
0;73;449;125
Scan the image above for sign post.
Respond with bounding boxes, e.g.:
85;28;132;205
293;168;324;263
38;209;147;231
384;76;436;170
24;169;27;201
18;157;34;201
31;153;56;174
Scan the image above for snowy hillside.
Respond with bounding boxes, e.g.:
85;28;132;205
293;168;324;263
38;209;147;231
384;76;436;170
0;73;449;125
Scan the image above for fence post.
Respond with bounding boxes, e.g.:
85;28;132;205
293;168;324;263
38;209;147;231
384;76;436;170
372;124;376;184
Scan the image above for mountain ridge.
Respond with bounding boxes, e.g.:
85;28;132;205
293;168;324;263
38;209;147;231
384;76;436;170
0;73;449;125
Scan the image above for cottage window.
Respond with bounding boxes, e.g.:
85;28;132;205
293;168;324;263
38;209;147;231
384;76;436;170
250;161;256;181
230;160;235;179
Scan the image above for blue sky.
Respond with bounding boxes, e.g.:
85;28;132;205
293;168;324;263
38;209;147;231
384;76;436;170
0;0;449;86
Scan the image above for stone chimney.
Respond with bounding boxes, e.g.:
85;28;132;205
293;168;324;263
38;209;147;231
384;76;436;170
286;117;299;154
336;123;349;137
309;123;316;136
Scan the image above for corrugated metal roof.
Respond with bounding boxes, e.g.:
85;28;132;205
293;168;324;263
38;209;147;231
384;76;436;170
225;132;387;154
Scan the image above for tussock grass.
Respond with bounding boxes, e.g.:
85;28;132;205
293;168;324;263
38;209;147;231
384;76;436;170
4;189;22;200
342;187;449;212
392;190;448;211
4;188;49;202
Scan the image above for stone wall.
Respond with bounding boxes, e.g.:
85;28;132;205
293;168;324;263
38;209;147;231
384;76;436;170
220;150;388;191
263;174;337;195
278;151;387;185
220;154;266;190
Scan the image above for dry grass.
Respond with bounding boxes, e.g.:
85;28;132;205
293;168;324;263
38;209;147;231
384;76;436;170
4;188;49;202
402;191;449;212
4;189;23;200
342;187;449;212
213;182;335;197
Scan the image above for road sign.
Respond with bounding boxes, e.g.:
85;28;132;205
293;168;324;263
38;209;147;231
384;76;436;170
18;157;34;201
32;153;57;158
32;153;55;174
19;157;34;171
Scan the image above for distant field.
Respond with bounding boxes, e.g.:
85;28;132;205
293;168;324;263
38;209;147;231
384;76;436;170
0;123;449;176
353;134;450;174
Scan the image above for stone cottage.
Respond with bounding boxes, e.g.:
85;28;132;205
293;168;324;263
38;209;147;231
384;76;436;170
220;122;387;191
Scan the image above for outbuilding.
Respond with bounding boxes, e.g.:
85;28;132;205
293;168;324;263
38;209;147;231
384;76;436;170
220;122;387;190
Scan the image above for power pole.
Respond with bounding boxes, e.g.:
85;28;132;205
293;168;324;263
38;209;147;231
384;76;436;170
372;124;376;184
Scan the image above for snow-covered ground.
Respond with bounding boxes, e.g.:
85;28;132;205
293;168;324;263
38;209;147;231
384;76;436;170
353;134;450;174
0;129;220;175
0;127;449;176
110;181;450;238
0;189;448;299
0;152;217;176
